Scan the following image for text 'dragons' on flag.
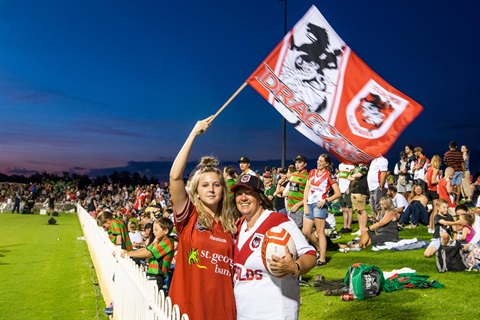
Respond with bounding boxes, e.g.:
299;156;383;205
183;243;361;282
247;5;423;164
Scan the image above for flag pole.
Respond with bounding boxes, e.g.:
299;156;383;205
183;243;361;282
211;82;248;121
281;0;288;169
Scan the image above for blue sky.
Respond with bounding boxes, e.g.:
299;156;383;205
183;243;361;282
1;0;479;176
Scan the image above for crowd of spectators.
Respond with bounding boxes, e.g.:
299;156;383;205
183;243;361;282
1;139;479;295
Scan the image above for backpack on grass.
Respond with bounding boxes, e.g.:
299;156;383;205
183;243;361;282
436;241;467;272
344;263;384;300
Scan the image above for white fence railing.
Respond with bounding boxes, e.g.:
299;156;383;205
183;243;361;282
77;204;188;320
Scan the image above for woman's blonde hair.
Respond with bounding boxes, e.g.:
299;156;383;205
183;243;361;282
380;196;395;212
188;156;237;234
431;155;442;169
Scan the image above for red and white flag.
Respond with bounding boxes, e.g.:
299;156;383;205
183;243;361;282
247;5;423;164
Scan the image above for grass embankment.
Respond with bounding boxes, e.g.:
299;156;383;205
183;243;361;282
0;212;105;320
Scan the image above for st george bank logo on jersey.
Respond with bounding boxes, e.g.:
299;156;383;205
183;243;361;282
187;248;233;276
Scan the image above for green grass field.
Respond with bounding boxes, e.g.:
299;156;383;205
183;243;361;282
1;211;478;320
0;212;105;320
299;224;480;320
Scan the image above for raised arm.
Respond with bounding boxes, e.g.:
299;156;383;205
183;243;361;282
169;116;213;211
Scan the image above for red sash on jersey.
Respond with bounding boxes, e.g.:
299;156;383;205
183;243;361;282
234;212;290;265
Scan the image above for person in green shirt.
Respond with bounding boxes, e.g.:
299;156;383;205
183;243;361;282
121;217;175;292
97;209;133;251
223;165;238;199
288;155;309;229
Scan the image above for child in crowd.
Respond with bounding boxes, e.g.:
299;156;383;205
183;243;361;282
120;217;175;291
96;210;133;251
424;198;455;257
457;212;476;248
437;167;456;216
128;219;144;249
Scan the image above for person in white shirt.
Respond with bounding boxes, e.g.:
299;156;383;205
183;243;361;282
387;186;408;220
337;162;355;233
238;156;256;176
367;156;389;215
232;174;316;320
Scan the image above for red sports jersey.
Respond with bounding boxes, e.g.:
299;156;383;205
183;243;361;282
169;197;236;320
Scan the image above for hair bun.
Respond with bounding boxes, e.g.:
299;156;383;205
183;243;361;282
199;156;219;168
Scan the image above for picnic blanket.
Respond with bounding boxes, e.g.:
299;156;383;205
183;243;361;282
372;238;428;251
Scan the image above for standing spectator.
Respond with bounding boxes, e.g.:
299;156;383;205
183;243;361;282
443;141;465;204
288;155;309;229
12;193;21;214
223;165;238;199
134;187;146;212
394;152;412;199
367;155;389;216
169;116;236;320
238;156;256;176
271;167;278;186
413;147;429;191
281;165;297;213
263;172;276;201
337;162;355;233
303;154;341;266
273;168;288;214
437;167;456;216
231;174;316;320
348;163;370;236
47;193;55;216
425;155;442;233
405;145;416;193
96;210;133;251
461;145;472;202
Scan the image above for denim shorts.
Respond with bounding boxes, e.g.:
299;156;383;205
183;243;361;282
451;171;463;185
305;203;328;220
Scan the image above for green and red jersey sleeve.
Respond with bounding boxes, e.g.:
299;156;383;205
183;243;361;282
146;237;175;276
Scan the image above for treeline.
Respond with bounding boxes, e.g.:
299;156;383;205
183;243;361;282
0;170;160;189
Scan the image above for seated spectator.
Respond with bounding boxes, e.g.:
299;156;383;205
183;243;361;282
424;199;455;257
457;212;476;247
398;184;429;229
339;197;399;251
387;186;408;220
120;217;175;292
470;207;480;245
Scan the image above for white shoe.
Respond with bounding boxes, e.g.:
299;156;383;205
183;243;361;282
428;228;434;234
339;248;350;253
351;230;361;236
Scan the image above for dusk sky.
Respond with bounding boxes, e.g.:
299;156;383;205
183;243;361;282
1;0;479;177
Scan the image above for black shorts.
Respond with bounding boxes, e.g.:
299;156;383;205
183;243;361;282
426;190;439;201
339;192;352;208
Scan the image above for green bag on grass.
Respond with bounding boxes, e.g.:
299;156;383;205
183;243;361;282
344;263;385;300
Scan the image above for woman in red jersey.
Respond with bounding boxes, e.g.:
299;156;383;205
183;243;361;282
169;116;237;320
